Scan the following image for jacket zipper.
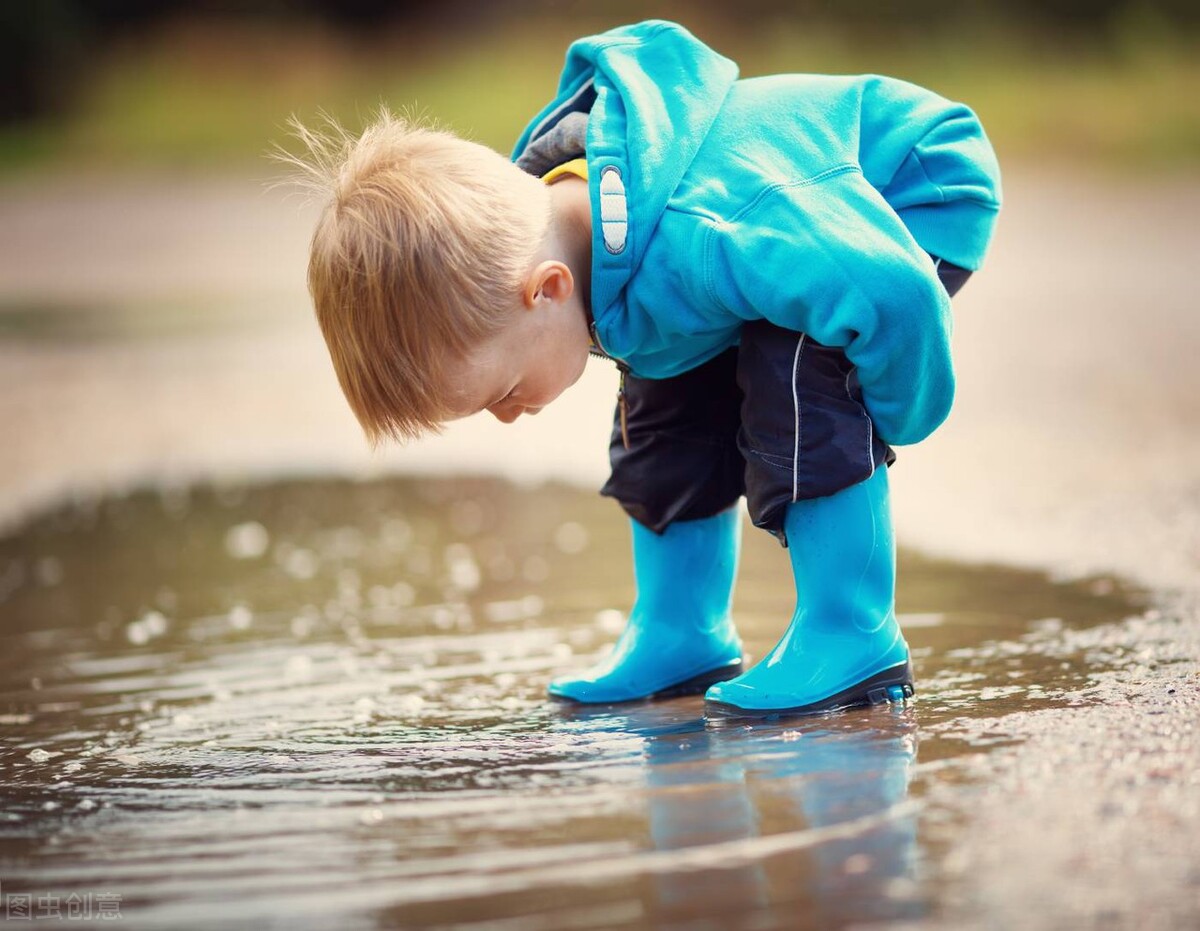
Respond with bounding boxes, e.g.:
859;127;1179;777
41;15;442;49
588;321;631;449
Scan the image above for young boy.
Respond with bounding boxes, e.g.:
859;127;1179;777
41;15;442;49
293;20;1000;718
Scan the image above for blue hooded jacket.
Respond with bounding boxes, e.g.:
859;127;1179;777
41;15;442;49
512;21;1001;445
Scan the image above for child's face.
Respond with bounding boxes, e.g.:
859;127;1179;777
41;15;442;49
441;285;592;425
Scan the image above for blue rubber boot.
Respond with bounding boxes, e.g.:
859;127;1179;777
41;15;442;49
548;508;744;703
705;468;913;719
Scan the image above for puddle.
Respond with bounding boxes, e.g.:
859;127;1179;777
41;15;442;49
0;476;1148;928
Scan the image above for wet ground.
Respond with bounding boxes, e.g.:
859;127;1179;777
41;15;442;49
1;167;1199;928
2;474;1186;929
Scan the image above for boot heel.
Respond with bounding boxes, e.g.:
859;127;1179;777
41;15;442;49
863;662;916;705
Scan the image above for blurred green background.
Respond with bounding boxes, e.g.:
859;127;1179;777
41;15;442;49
2;0;1198;176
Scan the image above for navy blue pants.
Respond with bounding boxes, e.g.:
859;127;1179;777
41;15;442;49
601;258;972;542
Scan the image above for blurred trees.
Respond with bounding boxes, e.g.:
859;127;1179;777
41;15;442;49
1;2;87;121
1;0;446;122
4;0;1197;124
2;0;1196;173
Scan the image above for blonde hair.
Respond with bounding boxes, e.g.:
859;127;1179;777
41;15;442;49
277;109;551;444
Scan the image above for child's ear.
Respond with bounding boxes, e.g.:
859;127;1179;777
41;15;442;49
524;260;575;308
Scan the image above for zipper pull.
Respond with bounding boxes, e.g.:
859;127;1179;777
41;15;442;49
618;369;630;450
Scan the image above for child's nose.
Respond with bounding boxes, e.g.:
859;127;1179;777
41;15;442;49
489;405;523;424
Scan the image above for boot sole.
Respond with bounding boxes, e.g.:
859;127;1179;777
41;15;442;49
704;660;915;721
550;659;745;705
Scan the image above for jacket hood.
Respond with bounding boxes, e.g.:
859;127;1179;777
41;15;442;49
512;21;738;338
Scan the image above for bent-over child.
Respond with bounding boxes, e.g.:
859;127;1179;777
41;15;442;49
288;20;1001;717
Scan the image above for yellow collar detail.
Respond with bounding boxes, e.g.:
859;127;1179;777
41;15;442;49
541;158;588;185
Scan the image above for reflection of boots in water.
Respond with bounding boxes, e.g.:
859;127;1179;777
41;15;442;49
642;723;769;919
549;508;744;703
706;468;913;718
548;702;916;925
638;713;918;926
754;721;919;925
546;700;769;920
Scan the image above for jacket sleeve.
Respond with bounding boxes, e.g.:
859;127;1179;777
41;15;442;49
857;76;1003;270
702;167;955;446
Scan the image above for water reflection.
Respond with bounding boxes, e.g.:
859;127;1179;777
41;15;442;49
555;700;919;928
